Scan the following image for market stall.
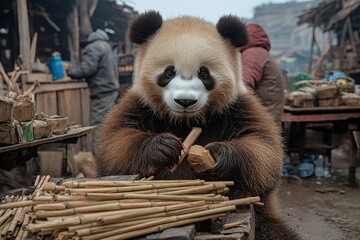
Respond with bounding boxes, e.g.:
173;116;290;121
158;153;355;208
281;0;360;184
0;0;137;178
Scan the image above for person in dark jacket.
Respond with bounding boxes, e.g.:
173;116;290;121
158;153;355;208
68;29;119;154
240;23;284;126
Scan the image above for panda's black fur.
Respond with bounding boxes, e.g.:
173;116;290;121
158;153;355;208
98;11;301;240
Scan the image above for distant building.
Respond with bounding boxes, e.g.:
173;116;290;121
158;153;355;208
251;0;326;58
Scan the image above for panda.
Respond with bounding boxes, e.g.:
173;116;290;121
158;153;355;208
97;11;301;240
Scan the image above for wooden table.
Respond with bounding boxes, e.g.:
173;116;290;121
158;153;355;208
0;126;95;175
282;105;360;183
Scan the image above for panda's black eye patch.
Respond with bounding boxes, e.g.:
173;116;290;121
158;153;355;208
198;67;215;90
158;66;176;87
198;67;209;80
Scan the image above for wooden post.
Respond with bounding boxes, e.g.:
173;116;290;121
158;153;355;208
67;1;80;66
79;0;93;39
16;0;31;92
308;23;316;73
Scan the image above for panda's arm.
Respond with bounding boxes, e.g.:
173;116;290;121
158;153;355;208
202;94;283;197
97;92;183;177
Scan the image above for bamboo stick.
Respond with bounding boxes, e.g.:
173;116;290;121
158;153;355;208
224;221;247;229
34;175;41;188
162;183;225;195
97;212;227;240
0;209;13;225
7;206;23;235
83;192;224;202
63;180;205;189
97;201;207;225
0;200;35;210
170;127;202;172
35;200;184;218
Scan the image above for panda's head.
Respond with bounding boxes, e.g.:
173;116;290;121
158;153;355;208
130;11;248;121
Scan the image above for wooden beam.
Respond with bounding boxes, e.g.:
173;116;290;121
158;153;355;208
308;23;316;73
16;0;31;72
67;1;80;65
79;0;93;39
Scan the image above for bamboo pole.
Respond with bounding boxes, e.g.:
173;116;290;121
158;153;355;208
63;180;206;188
170;127;202;172
35;200;187;218
83;192;224;202
95;212;227;240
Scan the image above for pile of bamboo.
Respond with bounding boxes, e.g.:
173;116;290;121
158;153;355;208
0;176;261;240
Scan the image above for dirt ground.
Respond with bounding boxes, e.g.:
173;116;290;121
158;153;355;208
278;151;360;240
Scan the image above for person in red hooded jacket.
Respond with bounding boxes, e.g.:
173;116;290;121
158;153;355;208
241;23;285;126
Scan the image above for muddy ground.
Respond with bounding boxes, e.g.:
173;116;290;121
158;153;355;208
278;152;360;240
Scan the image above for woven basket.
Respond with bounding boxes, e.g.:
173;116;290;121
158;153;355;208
336;76;355;93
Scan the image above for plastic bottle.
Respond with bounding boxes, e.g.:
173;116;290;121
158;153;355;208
296;159;314;178
314;154;325;178
323;156;331;178
49;54;64;81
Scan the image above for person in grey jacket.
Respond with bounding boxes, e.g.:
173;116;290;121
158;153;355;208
68;29;119;154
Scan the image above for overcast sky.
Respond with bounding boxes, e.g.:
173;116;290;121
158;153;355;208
128;0;311;22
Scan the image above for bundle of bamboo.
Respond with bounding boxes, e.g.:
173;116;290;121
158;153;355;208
0;176;261;240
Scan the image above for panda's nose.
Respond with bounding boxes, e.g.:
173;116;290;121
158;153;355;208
174;98;197;108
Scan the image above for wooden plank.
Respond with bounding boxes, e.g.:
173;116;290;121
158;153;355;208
80;88;90;126
27;73;52;83
35;92;57;115
38;151;63;177
282;112;360;122
32;81;88;94
16;0;31;72
0;126;95;153
57;89;82;124
16;0;31;94
283;105;360;114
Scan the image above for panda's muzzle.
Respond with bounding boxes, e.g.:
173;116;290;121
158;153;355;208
174;98;198;108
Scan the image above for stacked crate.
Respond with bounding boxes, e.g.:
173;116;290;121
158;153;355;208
0;96;54;145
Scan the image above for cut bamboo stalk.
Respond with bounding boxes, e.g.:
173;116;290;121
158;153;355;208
97;201;206;225
162;183;225;195
74;217;163;236
28;202;202;231
224;221;248;229
43;182;66;192
0;200;35;210
15;213;30;240
35;200;185;218
7;206;23;235
63;180;205;189
83;193;224;202
0;209;13;225
34;175;41;188
100;212;227;240
170;127;202;172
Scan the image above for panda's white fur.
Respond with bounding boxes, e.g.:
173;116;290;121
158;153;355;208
131;16;247;121
98;11;301;240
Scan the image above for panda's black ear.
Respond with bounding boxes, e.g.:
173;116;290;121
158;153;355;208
130;11;163;44
216;15;248;47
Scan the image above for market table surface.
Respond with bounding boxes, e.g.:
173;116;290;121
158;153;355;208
0;126;95;175
0;126;95;154
282;105;360;184
282;105;360;122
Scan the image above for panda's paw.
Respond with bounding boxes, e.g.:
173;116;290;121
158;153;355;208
145;133;183;172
